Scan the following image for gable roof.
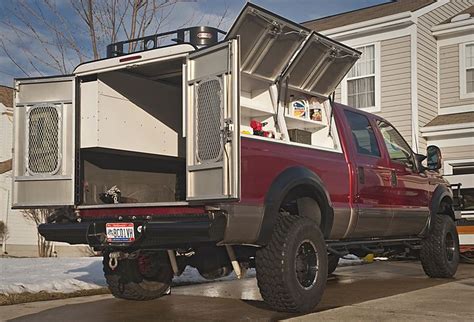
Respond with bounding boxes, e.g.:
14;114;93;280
425;112;474;127
303;0;435;31
439;4;474;24
0;86;13;108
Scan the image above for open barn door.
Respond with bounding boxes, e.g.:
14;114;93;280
185;39;240;201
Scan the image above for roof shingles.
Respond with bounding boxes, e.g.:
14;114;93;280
0;86;13;108
425;112;474;127
303;0;435;31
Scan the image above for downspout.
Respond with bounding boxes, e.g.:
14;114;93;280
410;23;420;153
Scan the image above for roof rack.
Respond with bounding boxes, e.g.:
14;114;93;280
106;26;226;58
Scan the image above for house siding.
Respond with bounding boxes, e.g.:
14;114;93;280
379;35;413;144
416;0;474;150
440;44;474;109
0;105;38;249
441;144;474;161
333;36;413;144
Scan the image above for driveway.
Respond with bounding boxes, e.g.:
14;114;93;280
1;261;473;321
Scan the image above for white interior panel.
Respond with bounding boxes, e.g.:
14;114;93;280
80;72;182;157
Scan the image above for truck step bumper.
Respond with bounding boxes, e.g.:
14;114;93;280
38;222;91;244
38;214;226;248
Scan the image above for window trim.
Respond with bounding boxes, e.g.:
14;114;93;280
376;119;415;169
341;42;381;113
344;110;381;158
460;42;474;100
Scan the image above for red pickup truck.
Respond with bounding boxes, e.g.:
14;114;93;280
13;4;459;313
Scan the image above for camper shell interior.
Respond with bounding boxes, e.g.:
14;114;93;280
74;45;193;206
72;4;359;207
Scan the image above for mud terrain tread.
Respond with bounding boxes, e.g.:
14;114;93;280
256;215;327;312
102;255;171;301
327;254;339;275
420;215;459;278
104;274;160;300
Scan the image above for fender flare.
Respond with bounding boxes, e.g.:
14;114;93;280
424;184;454;235
256;166;334;245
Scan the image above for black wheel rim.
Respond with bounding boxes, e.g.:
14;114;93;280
295;240;319;289
445;232;455;262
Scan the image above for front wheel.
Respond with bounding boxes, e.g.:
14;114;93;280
420;215;459;278
103;251;173;300
256;216;328;313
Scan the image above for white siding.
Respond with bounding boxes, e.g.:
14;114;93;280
379;36;413;144
334;86;341;102
439;44;474;109
333;36;413;145
0;107;38;248
441;144;474;161
0;104;12;161
416;0;474;150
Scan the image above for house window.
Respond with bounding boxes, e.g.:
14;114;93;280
461;43;474;99
347;45;376;109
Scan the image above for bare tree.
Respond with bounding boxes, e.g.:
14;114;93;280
0;0;230;78
1;0;230;257
0;220;8;241
22;209;54;257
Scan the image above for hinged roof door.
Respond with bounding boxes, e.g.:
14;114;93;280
226;3;360;99
282;33;360;99
226;3;310;83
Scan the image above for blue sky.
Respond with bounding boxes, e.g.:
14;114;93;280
0;0;388;86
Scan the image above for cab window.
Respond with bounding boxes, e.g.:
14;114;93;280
377;120;413;166
344;110;380;157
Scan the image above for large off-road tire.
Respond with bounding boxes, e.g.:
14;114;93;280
328;254;340;275
256;216;328;313
420;215;459;278
103;251;173;300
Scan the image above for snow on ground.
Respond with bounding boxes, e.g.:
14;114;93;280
0;257;105;295
0;257;253;295
0;256;363;296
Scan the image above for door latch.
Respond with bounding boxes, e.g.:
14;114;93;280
223;118;234;143
357;166;365;184
390;170;397;187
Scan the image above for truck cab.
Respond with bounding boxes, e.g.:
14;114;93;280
12;3;459;313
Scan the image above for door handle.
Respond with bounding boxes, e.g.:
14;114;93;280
357;166;365;184
391;170;397;187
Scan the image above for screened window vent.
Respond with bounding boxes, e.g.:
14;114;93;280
27;105;61;175
195;78;224;163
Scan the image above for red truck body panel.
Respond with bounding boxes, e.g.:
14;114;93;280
77;103;447;242
240;136;351;209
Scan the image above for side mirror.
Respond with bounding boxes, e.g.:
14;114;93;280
427;145;442;170
415;153;427;172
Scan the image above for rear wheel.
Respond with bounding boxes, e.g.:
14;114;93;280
256;216;328;313
103;251;173;300
420;215;459;278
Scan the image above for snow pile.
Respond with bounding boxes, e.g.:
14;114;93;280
0;255;362;296
0;257;105;295
0;257;255;296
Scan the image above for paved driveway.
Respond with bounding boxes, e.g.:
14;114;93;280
1;261;473;321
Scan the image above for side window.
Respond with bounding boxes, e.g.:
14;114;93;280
377;121;413;166
344;110;380;157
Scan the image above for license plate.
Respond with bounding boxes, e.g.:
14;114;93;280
106;223;135;243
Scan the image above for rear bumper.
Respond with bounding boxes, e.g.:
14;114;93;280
38;214;226;248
